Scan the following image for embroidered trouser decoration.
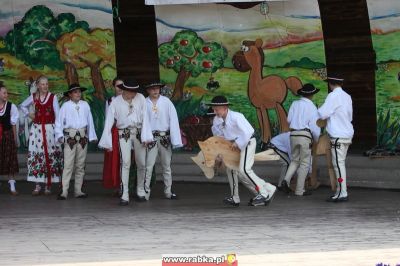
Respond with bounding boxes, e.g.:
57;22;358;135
144;136;173;198
60;129;88;197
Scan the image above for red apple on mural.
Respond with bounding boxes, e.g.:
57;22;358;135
202;61;212;68
180;39;189;46
166;58;174;66
202;46;211;53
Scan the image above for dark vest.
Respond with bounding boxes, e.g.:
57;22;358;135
0;102;12;130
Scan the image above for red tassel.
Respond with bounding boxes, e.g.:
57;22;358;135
338;177;343;183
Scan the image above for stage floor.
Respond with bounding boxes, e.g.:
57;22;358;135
0;182;399;266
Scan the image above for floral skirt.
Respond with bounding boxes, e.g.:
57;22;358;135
0;129;19;175
27;123;63;183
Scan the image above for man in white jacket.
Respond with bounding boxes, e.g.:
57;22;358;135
143;81;183;200
55;84;97;200
99;79;153;206
281;83;320;196
210;95;276;207
318;74;354;202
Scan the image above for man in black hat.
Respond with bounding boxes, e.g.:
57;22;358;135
318;74;353;202
209;95;276;207
55;84;97;200
99;78;153;206
142;81;182;200
281;83;320;196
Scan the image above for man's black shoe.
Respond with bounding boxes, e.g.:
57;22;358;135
223;196;239;207
119;199;129;206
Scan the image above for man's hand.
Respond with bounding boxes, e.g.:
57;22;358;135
58;137;63;144
28;112;35;120
215;154;223;169
230;142;240;152
107;148;113;152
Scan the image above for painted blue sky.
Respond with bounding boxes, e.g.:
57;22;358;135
0;0;113;36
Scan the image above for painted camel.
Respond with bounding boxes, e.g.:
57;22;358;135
232;39;303;143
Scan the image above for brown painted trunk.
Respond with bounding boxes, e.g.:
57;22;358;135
65;62;79;85
81;58;105;101
172;68;190;100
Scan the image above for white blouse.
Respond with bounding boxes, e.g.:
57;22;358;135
211;109;254;151
99;94;153;150
54;100;97;141
0;102;19;125
19;93;60;120
146;95;182;148
318;87;354;139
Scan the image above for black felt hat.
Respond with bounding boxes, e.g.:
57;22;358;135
117;78;140;92
64;83;87;96
325;73;344;83
144;81;165;90
297;83;320;96
206;95;231;106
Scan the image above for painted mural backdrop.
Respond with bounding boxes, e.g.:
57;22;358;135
367;0;400;151
155;0;327;149
0;0;116;148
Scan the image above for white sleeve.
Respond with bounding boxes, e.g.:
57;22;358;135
86;103;97;141
19;95;33;117
53;95;60;120
211;117;224;137
140;99;154;143
98;104;116;150
318;94;337;120
10;104;19;125
234;113;253;150
55;105;65;140
168;100;182;148
309;108;321;141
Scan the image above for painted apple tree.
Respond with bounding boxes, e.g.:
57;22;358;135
158;30;227;100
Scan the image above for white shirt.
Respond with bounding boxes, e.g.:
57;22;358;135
287;97;320;141
318;87;354;138
0;102;19;125
55;100;97;141
211;109;254;151
271;132;291;159
99;94;153;150
146;95;183;148
19;93;60;119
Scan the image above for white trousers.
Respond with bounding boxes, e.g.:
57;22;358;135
145;136;173;199
226;138;276;203
330;137;352;198
273;148;290;187
61;135;88;197
284;130;312;195
118;128;146;202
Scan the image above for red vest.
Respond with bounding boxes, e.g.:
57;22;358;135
33;93;56;124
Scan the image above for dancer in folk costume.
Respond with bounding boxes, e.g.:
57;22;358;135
209;95;277;207
55;84;97;200
281;83;320;196
318;74;353;202
102;77;123;191
143;81;183;200
99;79;153;206
20;76;63;195
0;82;19;195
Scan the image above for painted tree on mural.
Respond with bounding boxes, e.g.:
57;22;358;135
159;30;228;100
56;28;115;101
4;5;89;70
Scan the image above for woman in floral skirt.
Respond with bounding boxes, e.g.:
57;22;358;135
20;76;63;195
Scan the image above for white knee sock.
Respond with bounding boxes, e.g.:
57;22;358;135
8;180;16;192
